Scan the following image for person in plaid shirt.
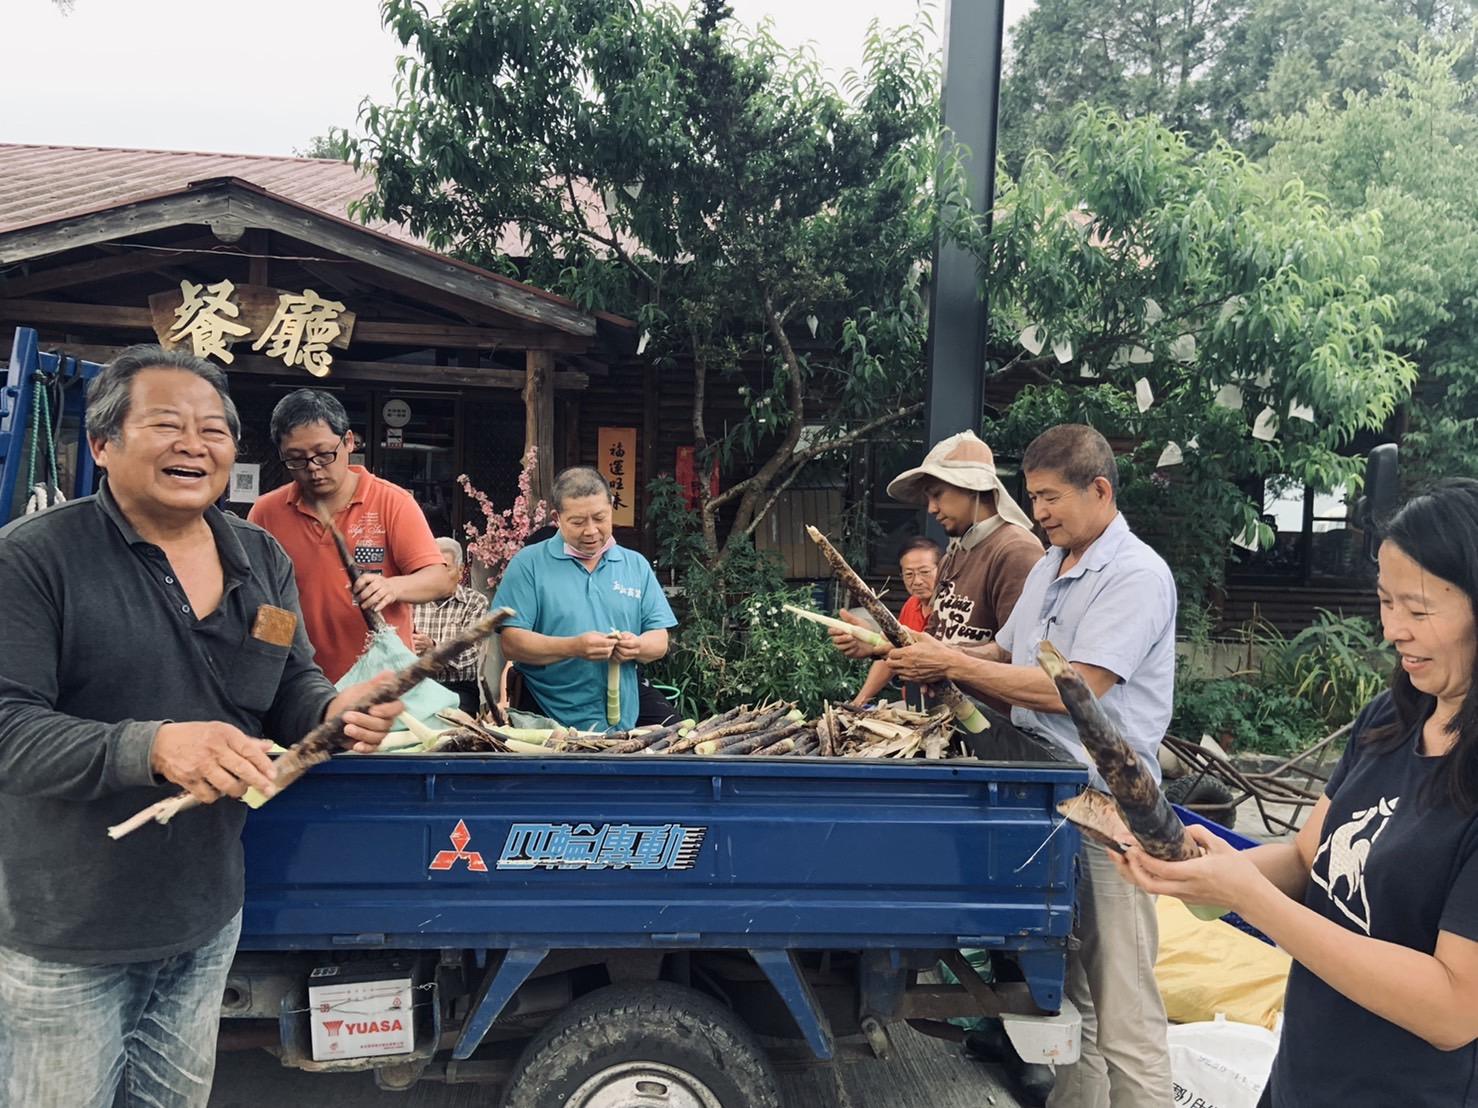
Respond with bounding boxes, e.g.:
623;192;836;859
413;538;489;715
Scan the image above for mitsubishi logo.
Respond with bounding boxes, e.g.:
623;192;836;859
429;819;487;872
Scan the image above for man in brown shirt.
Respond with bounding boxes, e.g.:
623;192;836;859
830;431;1043;709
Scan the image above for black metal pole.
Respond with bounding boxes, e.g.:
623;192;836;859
923;0;1007;450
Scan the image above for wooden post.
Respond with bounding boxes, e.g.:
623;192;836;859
524;349;556;503
246;229;270;287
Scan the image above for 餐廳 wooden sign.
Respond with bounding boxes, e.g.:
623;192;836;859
148;279;356;376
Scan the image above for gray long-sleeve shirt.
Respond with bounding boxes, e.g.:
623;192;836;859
0;485;337;963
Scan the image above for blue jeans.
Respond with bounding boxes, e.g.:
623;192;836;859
0;911;240;1108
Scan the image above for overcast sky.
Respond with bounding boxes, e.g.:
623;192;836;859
2;0;1032;157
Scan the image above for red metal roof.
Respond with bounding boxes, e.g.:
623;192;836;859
0;142;420;241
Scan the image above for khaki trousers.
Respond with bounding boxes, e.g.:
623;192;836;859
1047;841;1173;1108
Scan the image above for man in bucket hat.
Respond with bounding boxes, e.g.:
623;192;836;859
829;430;1043;712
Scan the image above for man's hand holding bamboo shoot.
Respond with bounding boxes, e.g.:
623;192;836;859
151;723;279;805
826;609;890;659
611;631;644;662
325;671;406;753
884;632;960;683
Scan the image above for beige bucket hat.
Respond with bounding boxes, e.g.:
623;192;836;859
885;430;1036;533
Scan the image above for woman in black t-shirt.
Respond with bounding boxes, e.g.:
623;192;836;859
1116;478;1478;1107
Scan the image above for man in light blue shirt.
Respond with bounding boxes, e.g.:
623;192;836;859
493;467;676;731
889;424;1176;1108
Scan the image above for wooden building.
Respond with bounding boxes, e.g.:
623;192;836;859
0;144;657;545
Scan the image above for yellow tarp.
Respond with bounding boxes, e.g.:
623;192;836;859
1155;897;1291;1030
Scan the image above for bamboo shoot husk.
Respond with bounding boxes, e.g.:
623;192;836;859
702;721;808;756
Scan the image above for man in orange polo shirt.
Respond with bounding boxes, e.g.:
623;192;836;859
248;390;451;682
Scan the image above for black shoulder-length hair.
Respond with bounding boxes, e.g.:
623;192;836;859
1366;478;1478;813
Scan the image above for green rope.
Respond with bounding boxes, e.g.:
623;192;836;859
24;377;61;501
40;383;59;491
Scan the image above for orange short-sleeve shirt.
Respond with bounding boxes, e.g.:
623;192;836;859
248;467;443;682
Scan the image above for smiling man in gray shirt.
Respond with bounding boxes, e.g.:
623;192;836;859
890;424;1177;1108
0;346;402;1108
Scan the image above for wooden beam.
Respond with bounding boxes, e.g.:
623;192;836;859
0;191;235;265
298;259;371;300
0;299;151;328
47;342;588;392
246;229;270;287
524;349;556;502
643;362;659;550
0;299;593;353
332;262;530;328
353;320;590;352
0;237;220;298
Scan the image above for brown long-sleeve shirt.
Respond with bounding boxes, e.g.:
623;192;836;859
927;516;1044;710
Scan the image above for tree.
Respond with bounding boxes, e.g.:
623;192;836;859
1262;42;1478;487
1210;0;1476;152
998;0;1250;169
353;0;959;564
293;130;354;161
999;0;1476;164
977;109;1415;601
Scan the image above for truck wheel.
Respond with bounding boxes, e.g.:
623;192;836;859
500;982;782;1108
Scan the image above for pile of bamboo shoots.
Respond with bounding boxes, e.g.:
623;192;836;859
420;700;965;761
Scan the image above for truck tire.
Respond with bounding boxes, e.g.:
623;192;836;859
500;981;783;1108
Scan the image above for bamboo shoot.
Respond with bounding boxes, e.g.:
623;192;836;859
108;608;516;839
781;604;888;649
804;526;990;735
1036;640;1200;863
606;629;621;726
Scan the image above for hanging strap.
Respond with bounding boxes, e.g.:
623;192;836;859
23;375;64;514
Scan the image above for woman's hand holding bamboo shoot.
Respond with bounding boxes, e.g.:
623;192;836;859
325;671;406;753
150;722;277;804
1111;824;1267;912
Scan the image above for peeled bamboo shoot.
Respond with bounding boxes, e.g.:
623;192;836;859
781;604;888;649
606;629;622;726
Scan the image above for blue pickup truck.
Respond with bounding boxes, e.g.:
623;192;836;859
222;748;1087;1106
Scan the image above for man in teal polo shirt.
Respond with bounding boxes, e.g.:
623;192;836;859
492;467;676;730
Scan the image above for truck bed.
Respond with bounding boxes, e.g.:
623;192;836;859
241;753;1084;956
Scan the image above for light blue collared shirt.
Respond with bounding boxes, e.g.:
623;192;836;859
492;536;677;731
996;513;1177;787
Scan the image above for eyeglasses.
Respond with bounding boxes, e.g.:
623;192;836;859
901;569;937;581
280;434;346;471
